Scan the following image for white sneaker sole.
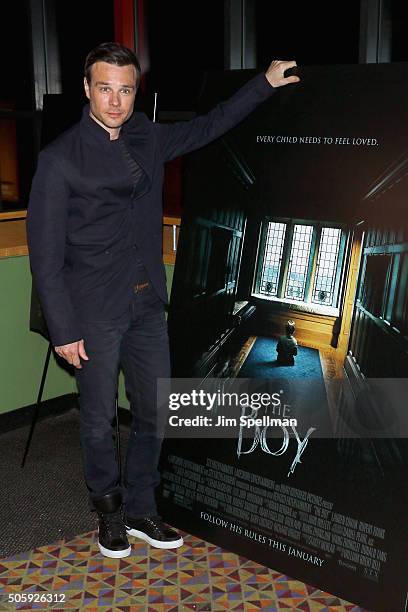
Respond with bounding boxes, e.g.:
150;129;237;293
98;542;131;558
126;527;184;549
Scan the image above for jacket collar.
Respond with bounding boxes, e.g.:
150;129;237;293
79;104;154;183
80;103;151;141
120;111;154;184
80;104;115;143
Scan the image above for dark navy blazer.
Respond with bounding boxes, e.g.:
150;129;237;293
26;73;274;346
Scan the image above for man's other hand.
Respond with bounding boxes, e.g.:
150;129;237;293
265;60;300;88
55;339;89;369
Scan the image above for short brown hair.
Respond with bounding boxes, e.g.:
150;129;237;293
84;42;141;84
286;320;295;335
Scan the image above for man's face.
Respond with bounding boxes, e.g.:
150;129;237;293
84;61;138;136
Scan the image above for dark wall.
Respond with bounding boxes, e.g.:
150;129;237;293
1;0;34;109
55;0;114;102
391;0;408;61
145;0;224;110
256;1;360;68
144;0;362;111
349;178;408;377
168;138;253;376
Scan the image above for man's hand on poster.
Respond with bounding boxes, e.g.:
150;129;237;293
55;339;89;369
265;60;300;87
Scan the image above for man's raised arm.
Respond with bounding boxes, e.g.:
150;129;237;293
156;59;300;162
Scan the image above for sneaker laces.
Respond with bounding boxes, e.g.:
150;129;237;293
100;509;127;540
143;515;167;534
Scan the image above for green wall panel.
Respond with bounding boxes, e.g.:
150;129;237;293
0;256;75;414
0;255;175;415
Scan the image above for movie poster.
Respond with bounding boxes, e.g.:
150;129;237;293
158;64;408;611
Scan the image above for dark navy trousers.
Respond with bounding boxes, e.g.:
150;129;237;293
75;260;170;518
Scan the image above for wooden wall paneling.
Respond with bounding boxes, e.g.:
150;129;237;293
376;320;390;377
352;307;362;366
382;252;393;317
385;253;400;323
251;218;266;296
347;166;408;380
369;316;380;377
168;178;249;377
359;309;368;370
0;118;19;202
371;317;382;377
352;310;361;359
252;300;339;349
360;313;372;376
356;308;365;367
366;312;377;372
393;251;408;334
0;219;28;258
349;308;357;357
371;302;407;377
349;311;359;359
338;227;364;359
229;236;237;285
350;306;359;361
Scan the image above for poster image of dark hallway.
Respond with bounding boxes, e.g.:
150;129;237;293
159;63;408;611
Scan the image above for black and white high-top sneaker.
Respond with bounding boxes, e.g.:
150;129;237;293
97;509;131;558
94;492;131;558
125;515;183;549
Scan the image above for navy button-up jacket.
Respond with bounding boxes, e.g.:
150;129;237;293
26;73;274;346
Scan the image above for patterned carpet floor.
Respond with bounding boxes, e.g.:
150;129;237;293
0;529;369;611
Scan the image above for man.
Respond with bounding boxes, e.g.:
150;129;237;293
27;42;299;559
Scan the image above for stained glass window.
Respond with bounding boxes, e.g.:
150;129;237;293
312;227;342;305
259;222;286;296
285;224;313;300
255;219;345;310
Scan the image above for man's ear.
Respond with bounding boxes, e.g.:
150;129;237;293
84;77;90;99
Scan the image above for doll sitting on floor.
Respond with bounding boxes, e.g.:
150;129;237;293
276;320;298;366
